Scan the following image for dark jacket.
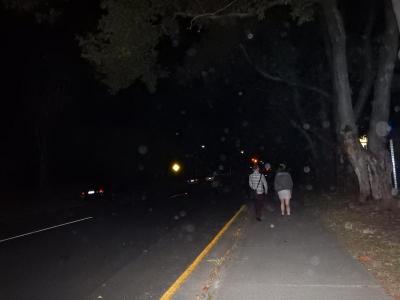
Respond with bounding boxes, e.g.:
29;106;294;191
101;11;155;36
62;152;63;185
274;171;293;192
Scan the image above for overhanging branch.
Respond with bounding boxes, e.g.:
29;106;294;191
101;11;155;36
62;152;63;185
174;0;284;29
239;43;331;100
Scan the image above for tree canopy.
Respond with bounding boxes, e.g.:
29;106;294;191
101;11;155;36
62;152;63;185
77;0;316;93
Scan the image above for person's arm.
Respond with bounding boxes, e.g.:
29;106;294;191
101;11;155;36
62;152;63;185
262;175;268;194
288;174;293;190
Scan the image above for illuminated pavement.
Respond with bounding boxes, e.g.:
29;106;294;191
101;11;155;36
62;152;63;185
174;203;393;300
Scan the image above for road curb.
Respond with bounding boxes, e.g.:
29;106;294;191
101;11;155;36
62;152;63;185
160;204;247;300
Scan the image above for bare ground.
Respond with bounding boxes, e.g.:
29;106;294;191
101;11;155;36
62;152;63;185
306;193;400;300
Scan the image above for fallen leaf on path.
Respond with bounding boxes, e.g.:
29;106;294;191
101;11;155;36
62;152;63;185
358;255;372;262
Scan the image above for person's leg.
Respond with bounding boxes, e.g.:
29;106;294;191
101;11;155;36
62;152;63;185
255;194;263;220
280;199;285;216
285;198;291;215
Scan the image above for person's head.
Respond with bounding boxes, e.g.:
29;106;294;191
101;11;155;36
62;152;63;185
252;164;260;172
278;163;286;172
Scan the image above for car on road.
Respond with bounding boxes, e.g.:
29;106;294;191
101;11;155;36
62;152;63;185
80;185;107;201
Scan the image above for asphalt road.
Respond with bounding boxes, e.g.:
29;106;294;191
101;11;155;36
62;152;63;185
0;186;242;300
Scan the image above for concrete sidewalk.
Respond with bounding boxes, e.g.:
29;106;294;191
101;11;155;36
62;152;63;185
173;202;393;300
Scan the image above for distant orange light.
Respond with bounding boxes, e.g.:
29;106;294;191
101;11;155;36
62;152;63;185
171;163;181;173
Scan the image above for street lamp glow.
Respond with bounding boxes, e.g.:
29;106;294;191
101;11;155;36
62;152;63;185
201;145;206;149
240;150;244;154
251;158;258;164
171;163;181;173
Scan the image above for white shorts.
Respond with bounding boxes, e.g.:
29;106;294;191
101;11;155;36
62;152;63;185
278;189;291;200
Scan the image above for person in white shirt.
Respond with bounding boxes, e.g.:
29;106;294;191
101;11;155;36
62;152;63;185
249;164;268;221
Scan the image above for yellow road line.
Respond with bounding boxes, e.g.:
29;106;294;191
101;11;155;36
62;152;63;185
160;204;247;300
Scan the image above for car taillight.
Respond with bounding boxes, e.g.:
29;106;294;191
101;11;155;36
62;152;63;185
99;188;104;194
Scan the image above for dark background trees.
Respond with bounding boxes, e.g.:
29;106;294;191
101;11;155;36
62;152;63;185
1;0;400;207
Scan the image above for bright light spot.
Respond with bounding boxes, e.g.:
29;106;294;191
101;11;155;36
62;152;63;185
205;176;214;181
270;224;275;228
240;150;245;154
303;166;311;173
359;135;368;148
88;190;95;195
201;145;206;149
138;145;148;155
172;163;181;173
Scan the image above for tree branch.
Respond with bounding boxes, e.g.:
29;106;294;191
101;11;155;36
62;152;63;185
239;43;331;99
190;0;239;28
176;0;284;29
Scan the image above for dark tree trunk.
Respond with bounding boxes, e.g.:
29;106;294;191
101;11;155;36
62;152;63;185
392;0;400;33
367;0;399;205
321;0;370;202
354;0;376;122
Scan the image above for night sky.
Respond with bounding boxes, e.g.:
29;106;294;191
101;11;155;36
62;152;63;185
1;0;399;197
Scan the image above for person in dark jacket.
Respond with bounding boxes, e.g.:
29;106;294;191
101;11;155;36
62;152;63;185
274;164;293;216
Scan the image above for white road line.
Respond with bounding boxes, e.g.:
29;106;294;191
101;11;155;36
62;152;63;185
0;216;94;244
